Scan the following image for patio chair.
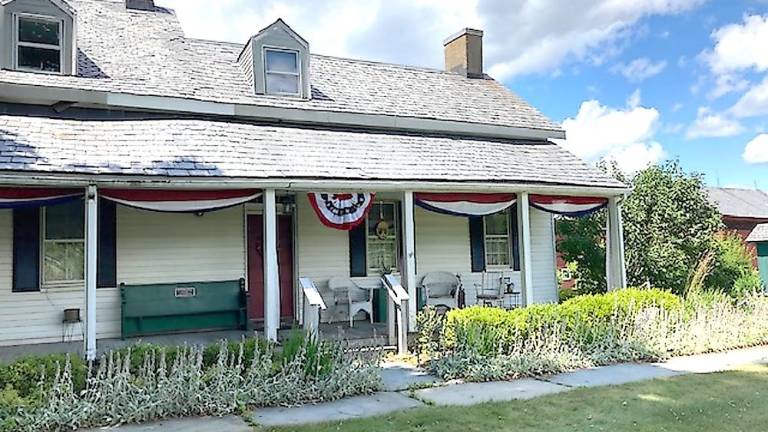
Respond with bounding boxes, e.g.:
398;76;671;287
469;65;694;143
327;277;373;327
421;271;460;310
474;271;506;307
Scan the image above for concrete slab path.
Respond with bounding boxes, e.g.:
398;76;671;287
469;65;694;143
251;392;423;427
547;363;683;388
380;361;441;391
80;416;252;432
413;379;569;406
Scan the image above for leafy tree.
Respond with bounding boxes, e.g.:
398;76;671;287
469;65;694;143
558;160;722;295
623;161;722;294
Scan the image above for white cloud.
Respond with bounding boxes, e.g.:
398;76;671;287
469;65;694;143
708;74;749;99
686;107;745;139
157;0;703;78
730;76;768;118
701;14;768;75
611;57;667;82
627;88;642;108
743;134;768;164
555;95;665;172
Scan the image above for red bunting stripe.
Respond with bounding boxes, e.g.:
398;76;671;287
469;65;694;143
414;193;517;217
101;189;262;213
0;187;83;209
529;195;608;217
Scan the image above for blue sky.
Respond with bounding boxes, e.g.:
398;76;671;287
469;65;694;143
161;0;767;188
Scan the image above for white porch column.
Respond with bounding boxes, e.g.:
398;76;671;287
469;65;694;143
518;192;534;306
606;196;627;291
401;191;418;331
84;185;98;361
263;189;280;341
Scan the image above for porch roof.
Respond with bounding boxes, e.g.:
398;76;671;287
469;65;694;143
0;114;625;190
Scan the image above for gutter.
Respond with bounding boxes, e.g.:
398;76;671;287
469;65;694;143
0;173;629;197
0;81;566;141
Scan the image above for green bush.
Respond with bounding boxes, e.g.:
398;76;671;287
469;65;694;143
421;288;768;382
0;354;86;399
708;232;760;296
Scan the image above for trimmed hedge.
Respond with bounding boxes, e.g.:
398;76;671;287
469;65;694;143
443;288;682;352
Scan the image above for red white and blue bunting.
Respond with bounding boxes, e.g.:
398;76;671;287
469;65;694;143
529;195;608;217
308;192;376;230
414;193;517;217
100;189;262;213
0;187;83;209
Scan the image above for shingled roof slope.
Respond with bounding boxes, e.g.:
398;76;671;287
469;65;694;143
706;187;768;219
0;0;562;134
0;114;623;188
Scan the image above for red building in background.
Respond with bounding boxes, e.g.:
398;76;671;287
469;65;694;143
706;188;768;265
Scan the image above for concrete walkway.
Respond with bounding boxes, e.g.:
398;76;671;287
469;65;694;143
81;346;768;431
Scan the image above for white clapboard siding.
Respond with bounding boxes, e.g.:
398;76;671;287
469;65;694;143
0;210;120;346
295;193;350;286
117;206;246;285
414;207;471;276
529;207;558;303
0;205;247;347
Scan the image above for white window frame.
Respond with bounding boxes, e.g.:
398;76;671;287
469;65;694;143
12;13;65;75
483;211;512;269
40;206;85;287
262;47;301;97
366;201;400;276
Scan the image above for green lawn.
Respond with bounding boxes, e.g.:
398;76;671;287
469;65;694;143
257;364;768;432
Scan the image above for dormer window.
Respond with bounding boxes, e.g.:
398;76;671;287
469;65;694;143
264;48;300;96
14;14;63;74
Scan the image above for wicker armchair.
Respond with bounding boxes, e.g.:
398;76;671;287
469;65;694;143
421;271;460;310
327;277;373;327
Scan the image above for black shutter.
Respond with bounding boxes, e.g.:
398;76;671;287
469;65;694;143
12;208;40;292
349;223;367;277
469;216;485;272
510;205;521;271
97;198;117;288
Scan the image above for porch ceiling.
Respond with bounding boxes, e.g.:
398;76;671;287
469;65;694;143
0;114;625;191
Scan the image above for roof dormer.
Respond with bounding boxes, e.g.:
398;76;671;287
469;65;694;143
238;19;310;99
0;0;76;75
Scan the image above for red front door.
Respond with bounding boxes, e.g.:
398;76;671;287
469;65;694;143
247;214;294;322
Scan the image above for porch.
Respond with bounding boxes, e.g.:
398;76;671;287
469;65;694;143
0;186;626;358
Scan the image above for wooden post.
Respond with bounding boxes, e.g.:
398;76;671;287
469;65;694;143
518;192;533;306
84;185;98;361
402;191;417;331
263;189;280;341
606;197;627;291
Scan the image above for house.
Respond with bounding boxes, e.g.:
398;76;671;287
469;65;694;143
0;0;628;359
746;224;768;289
706;187;768;265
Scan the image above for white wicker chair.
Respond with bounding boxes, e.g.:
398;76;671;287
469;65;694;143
421;271;460;310
327;277;373;327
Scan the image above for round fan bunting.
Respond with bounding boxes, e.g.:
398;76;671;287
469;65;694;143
529;195;608;217
307;192;376;230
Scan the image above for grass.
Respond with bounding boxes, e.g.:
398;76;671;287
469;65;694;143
256;364;768;432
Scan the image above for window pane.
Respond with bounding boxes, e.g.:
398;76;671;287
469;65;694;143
485;212;508;236
17;46;60;72
44;241;84;282
18;17;60;45
45;200;84;240
265;73;299;95
367;203;398;273
265;50;298;73
486;237;510;266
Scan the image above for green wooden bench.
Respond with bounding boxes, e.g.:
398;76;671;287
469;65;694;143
120;279;247;339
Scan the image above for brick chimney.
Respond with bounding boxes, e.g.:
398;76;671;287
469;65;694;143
125;0;155;11
443;28;484;78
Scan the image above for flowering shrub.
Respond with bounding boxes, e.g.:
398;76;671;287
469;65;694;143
419;288;768;382
0;333;381;432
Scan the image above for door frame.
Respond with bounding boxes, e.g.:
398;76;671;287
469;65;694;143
244;202;299;324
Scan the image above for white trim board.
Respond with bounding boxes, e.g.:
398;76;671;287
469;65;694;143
0;81;566;140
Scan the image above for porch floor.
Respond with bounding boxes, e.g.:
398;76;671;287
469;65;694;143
0;322;388;363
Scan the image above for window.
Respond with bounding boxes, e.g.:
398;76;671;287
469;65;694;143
42;200;84;284
484;211;510;267
14;14;63;73
264;48;300;95
367;202;398;275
